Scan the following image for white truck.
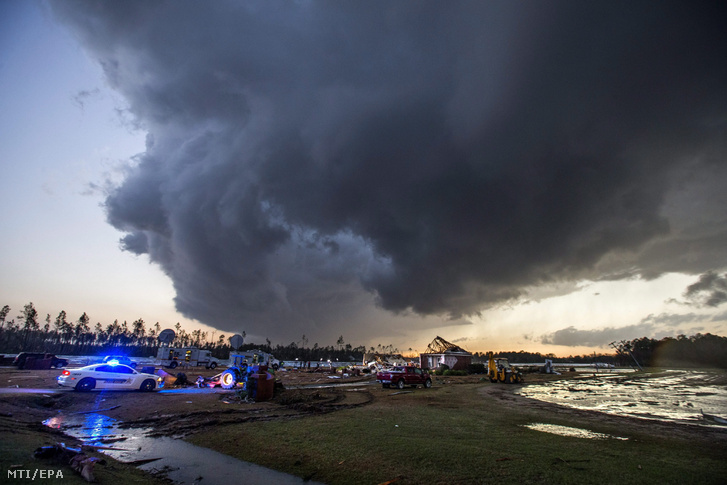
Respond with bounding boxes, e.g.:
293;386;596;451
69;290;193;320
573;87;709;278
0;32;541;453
229;350;281;370
157;347;220;369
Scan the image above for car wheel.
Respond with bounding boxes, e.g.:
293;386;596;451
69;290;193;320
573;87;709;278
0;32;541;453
140;379;156;392
220;370;238;389
209;362;217;370
424;379;432;389
169;361;178;369
75;378;95;392
396;379;405;390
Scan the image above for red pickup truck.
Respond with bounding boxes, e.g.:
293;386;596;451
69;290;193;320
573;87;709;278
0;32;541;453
376;366;432;389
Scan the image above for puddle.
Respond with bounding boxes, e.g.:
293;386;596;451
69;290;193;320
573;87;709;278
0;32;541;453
158;387;230;395
517;370;727;426
0;387;67;394
523;423;628;440
43;413;322;484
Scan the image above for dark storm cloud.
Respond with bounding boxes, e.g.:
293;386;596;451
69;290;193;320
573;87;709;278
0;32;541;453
681;272;727;308
51;1;727;339
540;325;641;348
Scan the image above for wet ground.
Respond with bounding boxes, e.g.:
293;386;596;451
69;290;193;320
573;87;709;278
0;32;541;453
522;423;629;440
5;366;727;483
0;366;372;484
43;412;323;484
517;369;727;426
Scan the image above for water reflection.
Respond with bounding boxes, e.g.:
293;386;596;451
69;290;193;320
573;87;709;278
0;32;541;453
523;423;628;440
43;413;322;484
518;370;727;426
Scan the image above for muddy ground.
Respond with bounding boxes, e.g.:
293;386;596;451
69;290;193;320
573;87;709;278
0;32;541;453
481;378;727;445
3;367;724;438
1;366;725;483
0;366;572;441
0;366;379;483
0;366;377;429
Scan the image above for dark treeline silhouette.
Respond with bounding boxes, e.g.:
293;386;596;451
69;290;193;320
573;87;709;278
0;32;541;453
0;303;370;361
616;333;727;369
472;350;618;365
2;303;726;367
477;333;727;369
0;303;193;358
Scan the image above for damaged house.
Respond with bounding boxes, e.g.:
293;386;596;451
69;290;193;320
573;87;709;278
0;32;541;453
419;336;472;371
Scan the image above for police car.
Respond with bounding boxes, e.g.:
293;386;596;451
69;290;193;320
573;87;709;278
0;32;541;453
101;355;138;368
57;363;163;391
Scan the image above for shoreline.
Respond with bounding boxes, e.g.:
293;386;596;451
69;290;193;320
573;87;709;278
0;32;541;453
481;376;727;444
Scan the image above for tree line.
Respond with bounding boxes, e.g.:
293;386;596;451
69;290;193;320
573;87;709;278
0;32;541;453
0;302;376;361
476;350;619;365
480;333;727;369
615;333;727;369
1;303;725;368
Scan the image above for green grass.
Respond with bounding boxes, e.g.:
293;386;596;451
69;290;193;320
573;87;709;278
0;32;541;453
189;384;727;485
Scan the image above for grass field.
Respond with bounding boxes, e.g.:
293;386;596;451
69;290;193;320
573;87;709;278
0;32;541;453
189;382;727;485
1;368;725;484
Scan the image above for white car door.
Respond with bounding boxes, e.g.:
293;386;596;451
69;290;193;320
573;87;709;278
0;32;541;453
112;365;138;389
92;365;114;389
94;364;135;389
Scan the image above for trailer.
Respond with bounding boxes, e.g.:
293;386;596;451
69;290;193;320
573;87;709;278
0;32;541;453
225;350;280;370
157;347;220;369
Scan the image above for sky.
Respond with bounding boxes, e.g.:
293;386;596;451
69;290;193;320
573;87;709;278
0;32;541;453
1;1;726;357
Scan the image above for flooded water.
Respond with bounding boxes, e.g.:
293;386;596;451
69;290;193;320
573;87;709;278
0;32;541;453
43;413;323;484
517;370;727;426
522;423;628;440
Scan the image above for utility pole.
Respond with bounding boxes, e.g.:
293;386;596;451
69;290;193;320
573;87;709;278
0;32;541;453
609;341;643;371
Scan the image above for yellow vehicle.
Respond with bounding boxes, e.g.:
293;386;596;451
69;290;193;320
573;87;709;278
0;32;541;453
487;351;523;384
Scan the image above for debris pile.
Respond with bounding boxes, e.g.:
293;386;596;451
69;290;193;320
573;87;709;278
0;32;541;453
362;353;407;373
34;442;105;482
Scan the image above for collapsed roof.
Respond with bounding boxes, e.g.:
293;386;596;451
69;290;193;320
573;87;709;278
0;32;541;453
423;336;470;354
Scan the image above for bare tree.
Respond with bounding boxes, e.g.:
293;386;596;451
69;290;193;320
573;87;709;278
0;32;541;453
0;305;9;329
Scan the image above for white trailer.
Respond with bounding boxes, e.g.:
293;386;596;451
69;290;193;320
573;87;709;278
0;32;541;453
229;350;280;370
157;347;220;369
